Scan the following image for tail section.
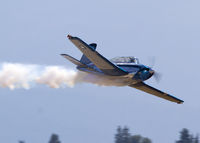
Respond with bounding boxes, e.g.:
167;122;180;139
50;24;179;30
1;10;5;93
61;43;96;66
61;54;87;67
67;35;128;76
80;43;97;64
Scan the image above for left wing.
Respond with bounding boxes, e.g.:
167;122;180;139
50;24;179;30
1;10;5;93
67;35;128;76
129;82;184;104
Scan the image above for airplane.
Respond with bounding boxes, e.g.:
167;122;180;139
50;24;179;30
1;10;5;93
61;35;184;104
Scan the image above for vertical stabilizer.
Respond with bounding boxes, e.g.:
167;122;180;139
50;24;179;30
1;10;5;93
80;43;97;64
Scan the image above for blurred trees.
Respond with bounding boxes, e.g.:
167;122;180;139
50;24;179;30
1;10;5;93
115;126;152;143
129;135;152;143
176;128;199;143
17;127;200;143
48;134;61;143
115;127;199;143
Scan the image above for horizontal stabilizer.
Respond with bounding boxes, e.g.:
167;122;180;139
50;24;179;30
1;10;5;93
60;54;87;67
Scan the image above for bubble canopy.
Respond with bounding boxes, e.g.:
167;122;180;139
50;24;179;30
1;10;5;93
110;56;140;64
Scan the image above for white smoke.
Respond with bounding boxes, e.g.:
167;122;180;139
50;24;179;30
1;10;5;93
36;66;77;88
0;63;36;89
0;62;128;90
0;63;78;89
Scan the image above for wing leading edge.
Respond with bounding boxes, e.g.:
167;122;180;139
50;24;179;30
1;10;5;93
129;82;184;104
67;35;128;76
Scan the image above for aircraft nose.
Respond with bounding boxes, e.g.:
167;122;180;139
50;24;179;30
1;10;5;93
149;70;154;75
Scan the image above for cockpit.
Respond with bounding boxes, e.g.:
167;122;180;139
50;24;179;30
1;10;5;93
110;56;139;64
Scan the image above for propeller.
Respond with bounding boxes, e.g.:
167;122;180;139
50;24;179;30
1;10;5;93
153;71;162;83
148;57;162;83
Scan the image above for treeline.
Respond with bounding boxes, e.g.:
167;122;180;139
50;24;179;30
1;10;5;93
18;127;199;143
115;126;151;143
176;128;199;143
19;134;61;143
115;126;199;143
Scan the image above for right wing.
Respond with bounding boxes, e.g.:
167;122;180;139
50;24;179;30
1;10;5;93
129;82;184;104
67;35;128;76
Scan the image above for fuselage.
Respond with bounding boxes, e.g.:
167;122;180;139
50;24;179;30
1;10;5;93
77;60;154;86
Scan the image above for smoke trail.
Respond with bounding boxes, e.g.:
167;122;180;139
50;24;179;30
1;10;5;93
0;62;128;90
0;63;78;89
36;66;77;88
0;63;36;89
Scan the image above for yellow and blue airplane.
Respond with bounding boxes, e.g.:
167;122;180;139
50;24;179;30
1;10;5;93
61;35;184;104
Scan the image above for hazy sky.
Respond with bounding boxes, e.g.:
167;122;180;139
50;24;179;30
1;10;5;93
0;0;200;143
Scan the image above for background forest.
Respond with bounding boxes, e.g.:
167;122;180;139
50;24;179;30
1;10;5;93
18;127;199;143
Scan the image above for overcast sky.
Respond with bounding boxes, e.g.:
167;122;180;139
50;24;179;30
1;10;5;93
0;0;200;143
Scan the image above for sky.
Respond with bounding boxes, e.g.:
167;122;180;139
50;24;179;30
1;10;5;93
0;0;200;143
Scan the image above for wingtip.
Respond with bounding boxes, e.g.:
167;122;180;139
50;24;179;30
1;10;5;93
67;34;73;39
177;100;184;104
60;54;65;56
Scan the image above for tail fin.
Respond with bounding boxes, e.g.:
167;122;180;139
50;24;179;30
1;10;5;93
80;43;97;64
61;54;87;67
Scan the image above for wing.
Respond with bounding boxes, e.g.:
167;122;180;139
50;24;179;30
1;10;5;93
129;82;184;104
67;35;128;76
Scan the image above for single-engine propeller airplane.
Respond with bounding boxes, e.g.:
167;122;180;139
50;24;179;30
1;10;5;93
61;35;184;104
